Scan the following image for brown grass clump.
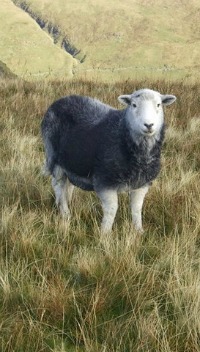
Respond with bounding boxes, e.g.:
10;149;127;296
0;77;200;351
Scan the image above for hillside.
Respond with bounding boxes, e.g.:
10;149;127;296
8;0;200;81
0;0;76;80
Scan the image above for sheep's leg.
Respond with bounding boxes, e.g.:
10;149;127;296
52;174;70;219
97;189;118;233
66;179;74;204
130;185;149;232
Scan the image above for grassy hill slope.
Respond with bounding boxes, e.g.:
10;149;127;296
0;0;76;80
11;0;200;81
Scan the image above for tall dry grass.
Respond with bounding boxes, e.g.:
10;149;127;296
0;77;200;351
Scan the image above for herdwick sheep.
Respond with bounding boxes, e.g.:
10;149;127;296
41;88;176;233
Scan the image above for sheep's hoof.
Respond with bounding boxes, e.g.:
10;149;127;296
100;225;113;235
138;228;144;234
133;225;144;234
60;209;71;221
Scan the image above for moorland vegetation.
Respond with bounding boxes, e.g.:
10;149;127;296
1;76;200;351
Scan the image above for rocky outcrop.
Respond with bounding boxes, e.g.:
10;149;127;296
0;60;17;79
12;0;86;62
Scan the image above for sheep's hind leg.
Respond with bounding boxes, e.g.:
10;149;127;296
67;179;74;204
97;189;118;234
51;167;71;219
130;185;149;232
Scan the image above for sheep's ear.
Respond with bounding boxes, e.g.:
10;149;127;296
161;95;176;106
118;95;132;106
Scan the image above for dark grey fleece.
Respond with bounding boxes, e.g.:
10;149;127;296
41;95;165;191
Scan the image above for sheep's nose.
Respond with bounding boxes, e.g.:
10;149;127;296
144;123;154;131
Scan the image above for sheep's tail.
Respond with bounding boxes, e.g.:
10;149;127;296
41;137;58;177
41;161;51;176
41;109;60;177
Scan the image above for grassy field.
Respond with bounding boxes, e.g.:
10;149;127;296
0;0;76;80
0;76;200;351
10;0;200;81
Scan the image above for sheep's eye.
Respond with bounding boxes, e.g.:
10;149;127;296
132;103;137;108
157;103;161;108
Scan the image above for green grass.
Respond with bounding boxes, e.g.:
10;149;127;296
0;76;200;351
0;0;76;80
8;0;200;82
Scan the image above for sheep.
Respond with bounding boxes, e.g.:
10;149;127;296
41;88;176;233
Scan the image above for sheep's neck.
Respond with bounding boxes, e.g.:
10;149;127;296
123;121;165;160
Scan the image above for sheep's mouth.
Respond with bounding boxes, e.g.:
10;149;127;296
143;130;155;136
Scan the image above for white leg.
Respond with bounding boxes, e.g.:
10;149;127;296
130;185;149;232
66;179;74;204
97;189;118;234
52;176;70;219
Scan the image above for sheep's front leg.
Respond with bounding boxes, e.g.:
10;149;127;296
130;185;149;232
97;189;118;234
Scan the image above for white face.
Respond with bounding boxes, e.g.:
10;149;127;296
118;88;176;138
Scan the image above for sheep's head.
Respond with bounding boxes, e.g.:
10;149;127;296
118;88;176;139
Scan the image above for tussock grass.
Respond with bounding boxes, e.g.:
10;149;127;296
0;77;200;351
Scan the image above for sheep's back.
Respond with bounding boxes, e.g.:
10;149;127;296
42;95;118;177
48;95;112;126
